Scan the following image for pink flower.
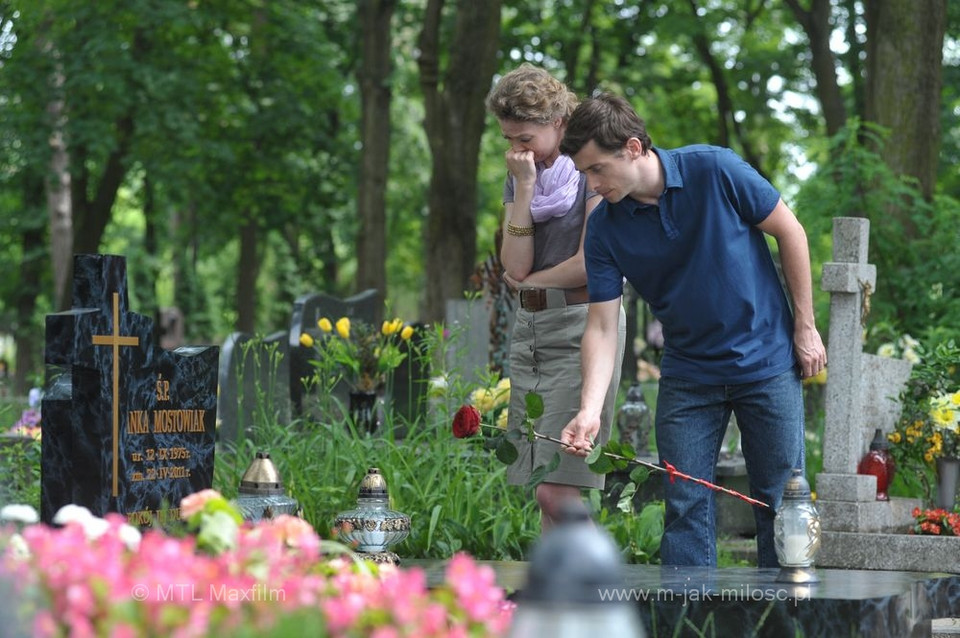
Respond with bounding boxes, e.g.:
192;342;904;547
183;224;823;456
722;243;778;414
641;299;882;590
3;512;513;636
179;488;224;519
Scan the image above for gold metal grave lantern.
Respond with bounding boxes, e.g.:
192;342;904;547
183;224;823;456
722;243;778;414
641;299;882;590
234;451;299;522
334;467;411;565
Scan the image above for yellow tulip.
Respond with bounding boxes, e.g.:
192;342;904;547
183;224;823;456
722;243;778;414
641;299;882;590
299;333;315;348
400;325;414;340
335;317;351;339
392;318;403;334
381;320;395;336
318;317;333;333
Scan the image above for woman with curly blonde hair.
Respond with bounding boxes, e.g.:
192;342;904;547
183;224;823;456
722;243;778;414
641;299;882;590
485;64;625;532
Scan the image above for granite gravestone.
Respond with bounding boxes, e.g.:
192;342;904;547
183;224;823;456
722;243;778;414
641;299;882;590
814;218;960;572
217;330;290;448
41;254;218;526
444;298;492;387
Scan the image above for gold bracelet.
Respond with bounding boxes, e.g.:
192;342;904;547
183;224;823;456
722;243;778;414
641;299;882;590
507;222;535;237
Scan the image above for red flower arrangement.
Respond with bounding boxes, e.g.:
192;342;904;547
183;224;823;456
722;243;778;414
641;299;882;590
910;506;960;536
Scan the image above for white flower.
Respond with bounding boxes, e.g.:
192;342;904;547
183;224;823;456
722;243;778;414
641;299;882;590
118;523;142;551
427;375;449;398
903;349;921;365
877;343;897;359
6;533;30;560
0;504;39;525
80;516;110;541
52;504;94;526
899;334;920;350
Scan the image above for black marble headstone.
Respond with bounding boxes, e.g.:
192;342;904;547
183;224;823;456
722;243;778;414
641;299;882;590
40;254;219;526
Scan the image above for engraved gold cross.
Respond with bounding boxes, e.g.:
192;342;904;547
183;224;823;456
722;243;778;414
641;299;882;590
92;292;139;497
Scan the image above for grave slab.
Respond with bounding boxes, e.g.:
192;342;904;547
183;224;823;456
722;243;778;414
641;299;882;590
409;559;960;637
818;531;960;573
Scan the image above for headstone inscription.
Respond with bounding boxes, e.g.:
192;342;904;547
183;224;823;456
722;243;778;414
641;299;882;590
40;254;219;526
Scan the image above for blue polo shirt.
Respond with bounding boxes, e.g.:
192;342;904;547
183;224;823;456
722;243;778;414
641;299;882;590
584;145;795;384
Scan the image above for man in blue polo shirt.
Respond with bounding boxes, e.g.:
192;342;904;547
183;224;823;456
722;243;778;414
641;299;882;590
557;93;826;568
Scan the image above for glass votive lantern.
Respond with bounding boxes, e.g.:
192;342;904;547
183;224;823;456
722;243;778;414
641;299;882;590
334;467;411;565
234;451;300;523
774;468;821;584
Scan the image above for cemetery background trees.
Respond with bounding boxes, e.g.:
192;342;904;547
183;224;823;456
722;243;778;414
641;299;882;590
0;0;958;388
864;0;946;206
356;0;397;296
417;0;503;322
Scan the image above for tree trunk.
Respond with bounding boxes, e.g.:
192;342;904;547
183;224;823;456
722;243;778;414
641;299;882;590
236;215;260;333
71;112;135;305
46;60;72;312
687;0;765;176
136;174;160;343
14;175;47;396
785;0;848;138
418;0;503;322
864;0;945;204
355;0;396;296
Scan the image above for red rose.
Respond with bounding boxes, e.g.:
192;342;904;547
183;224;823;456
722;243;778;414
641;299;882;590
452;405;482;439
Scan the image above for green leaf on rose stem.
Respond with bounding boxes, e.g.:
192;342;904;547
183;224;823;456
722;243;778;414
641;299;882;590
505;428;524;442
588;450;615;474
618;441;638;461
617;481;637;513
495;439;519;465
605;440;638;461
527;453;561;488
629;465;651;485
484;433;503;451
524;392;544;419
585;445;603;464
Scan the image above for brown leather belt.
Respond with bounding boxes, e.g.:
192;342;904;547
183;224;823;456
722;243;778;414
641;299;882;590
518;289;589;312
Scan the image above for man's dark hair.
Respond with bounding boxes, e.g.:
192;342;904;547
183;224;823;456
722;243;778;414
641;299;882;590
560;93;653;157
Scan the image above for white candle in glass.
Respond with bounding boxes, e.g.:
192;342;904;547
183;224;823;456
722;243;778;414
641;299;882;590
782;534;809;565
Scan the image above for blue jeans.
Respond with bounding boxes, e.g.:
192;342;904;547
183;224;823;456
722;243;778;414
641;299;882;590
655;369;804;568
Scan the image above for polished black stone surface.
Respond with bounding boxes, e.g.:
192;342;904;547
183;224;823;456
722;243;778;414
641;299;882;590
407;560;960;638
41;254;218;525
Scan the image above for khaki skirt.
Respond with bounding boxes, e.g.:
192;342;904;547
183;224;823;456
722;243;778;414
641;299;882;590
505;302;626;488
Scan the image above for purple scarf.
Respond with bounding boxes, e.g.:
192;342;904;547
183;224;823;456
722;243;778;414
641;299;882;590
529;155;580;223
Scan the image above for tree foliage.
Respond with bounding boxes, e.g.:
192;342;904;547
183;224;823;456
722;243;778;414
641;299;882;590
0;0;957;389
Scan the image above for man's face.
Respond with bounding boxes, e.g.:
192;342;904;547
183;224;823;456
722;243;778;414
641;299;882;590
571;140;636;203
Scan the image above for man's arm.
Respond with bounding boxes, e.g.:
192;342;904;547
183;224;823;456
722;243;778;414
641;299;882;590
757;198;827;378
560;297;622;456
